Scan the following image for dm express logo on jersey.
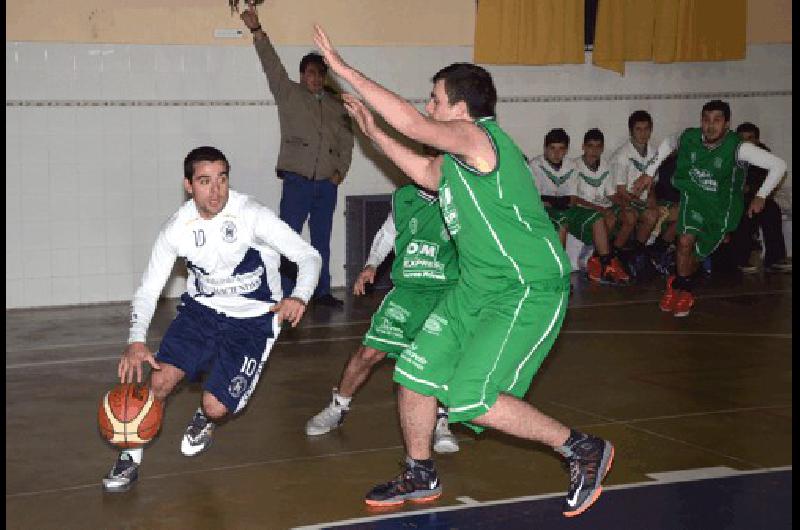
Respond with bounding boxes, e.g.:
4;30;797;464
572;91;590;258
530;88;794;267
221;221;238;243
688;167;718;192
403;239;446;280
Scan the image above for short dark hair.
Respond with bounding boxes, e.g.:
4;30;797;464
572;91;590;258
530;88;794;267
184;146;229;182
300;52;328;75
702;99;731;122
628;110;653;132
583;128;604;144
431;63;497;119
544;128;570;147
736;122;760;138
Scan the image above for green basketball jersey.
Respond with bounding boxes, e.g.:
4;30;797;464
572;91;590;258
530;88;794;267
674;128;746;232
438;118;570;289
391;184;459;286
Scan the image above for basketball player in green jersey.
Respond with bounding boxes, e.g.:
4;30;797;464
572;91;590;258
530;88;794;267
305;183;461;454
314;26;614;518
633;100;787;317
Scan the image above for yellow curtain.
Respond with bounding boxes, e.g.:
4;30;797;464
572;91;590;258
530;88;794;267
593;0;746;74
474;0;584;65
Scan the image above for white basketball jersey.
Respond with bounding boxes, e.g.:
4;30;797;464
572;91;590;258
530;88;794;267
128;190;320;343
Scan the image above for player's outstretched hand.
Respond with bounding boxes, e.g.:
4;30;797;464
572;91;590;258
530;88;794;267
118;342;160;384
273;297;307;328
313;24;347;74
353;265;377;296
342;94;377;137
747;196;766;218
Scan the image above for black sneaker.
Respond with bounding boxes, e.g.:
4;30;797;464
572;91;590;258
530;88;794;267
181;408;215;457
102;453;139;493
365;458;442;507
556;432;614;517
313;294;344;307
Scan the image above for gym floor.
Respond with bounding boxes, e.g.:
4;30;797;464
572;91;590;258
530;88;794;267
6;272;792;529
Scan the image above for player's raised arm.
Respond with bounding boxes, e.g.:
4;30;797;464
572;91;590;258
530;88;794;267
313;25;493;171
343;94;442;190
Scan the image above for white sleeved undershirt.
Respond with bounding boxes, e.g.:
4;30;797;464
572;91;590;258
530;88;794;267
644;135;680;177
365;213;397;268
737;142;788;198
128;228;179;344
251;203;322;303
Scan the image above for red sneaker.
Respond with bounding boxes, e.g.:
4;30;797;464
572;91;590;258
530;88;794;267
659;276;676;312
586;256;602;282
604;257;631;284
673;290;695;317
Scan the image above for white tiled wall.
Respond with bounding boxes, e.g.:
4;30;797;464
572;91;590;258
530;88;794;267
5;42;793;308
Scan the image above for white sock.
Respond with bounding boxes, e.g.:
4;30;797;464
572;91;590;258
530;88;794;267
333;390;352;408
122;447;143;464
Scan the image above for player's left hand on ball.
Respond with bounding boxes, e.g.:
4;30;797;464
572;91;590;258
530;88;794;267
273;297;307;327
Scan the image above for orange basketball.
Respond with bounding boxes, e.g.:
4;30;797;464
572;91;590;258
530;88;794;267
98;383;164;448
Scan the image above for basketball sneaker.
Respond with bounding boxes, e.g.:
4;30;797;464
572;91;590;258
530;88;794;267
365;457;442;507
181;408;215;456
586;256;602;282
767;258;792;272
659;275;677;312
602;257;630;284
556;431;614;518
673;290;695;318
432;413;459;454
305;389;350;436
102;453;139;493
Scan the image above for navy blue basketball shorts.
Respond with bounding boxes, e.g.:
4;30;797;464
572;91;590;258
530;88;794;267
156;294;280;415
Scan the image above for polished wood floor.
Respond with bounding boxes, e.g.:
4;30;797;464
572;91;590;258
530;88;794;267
6;272;792;529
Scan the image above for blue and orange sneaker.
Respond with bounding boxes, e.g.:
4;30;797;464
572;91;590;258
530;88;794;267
365;457;442;507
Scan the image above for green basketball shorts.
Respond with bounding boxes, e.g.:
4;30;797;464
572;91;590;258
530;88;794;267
544;206;569;229
676;192;738;258
393;279;569;432
363;284;453;358
563;206;604;245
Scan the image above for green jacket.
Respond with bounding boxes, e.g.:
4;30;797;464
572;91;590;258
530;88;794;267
254;36;354;181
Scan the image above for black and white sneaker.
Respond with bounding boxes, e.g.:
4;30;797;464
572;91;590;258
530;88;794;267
365;457;442;507
432;413;459;454
305;389;349;436
556;431;614;517
181;408;215;457
102;453;139;493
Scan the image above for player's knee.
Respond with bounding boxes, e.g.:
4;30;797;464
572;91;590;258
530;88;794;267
356;346;386;367
202;392;229;421
643;209;658;223
150;371;174;401
623;210;637;225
